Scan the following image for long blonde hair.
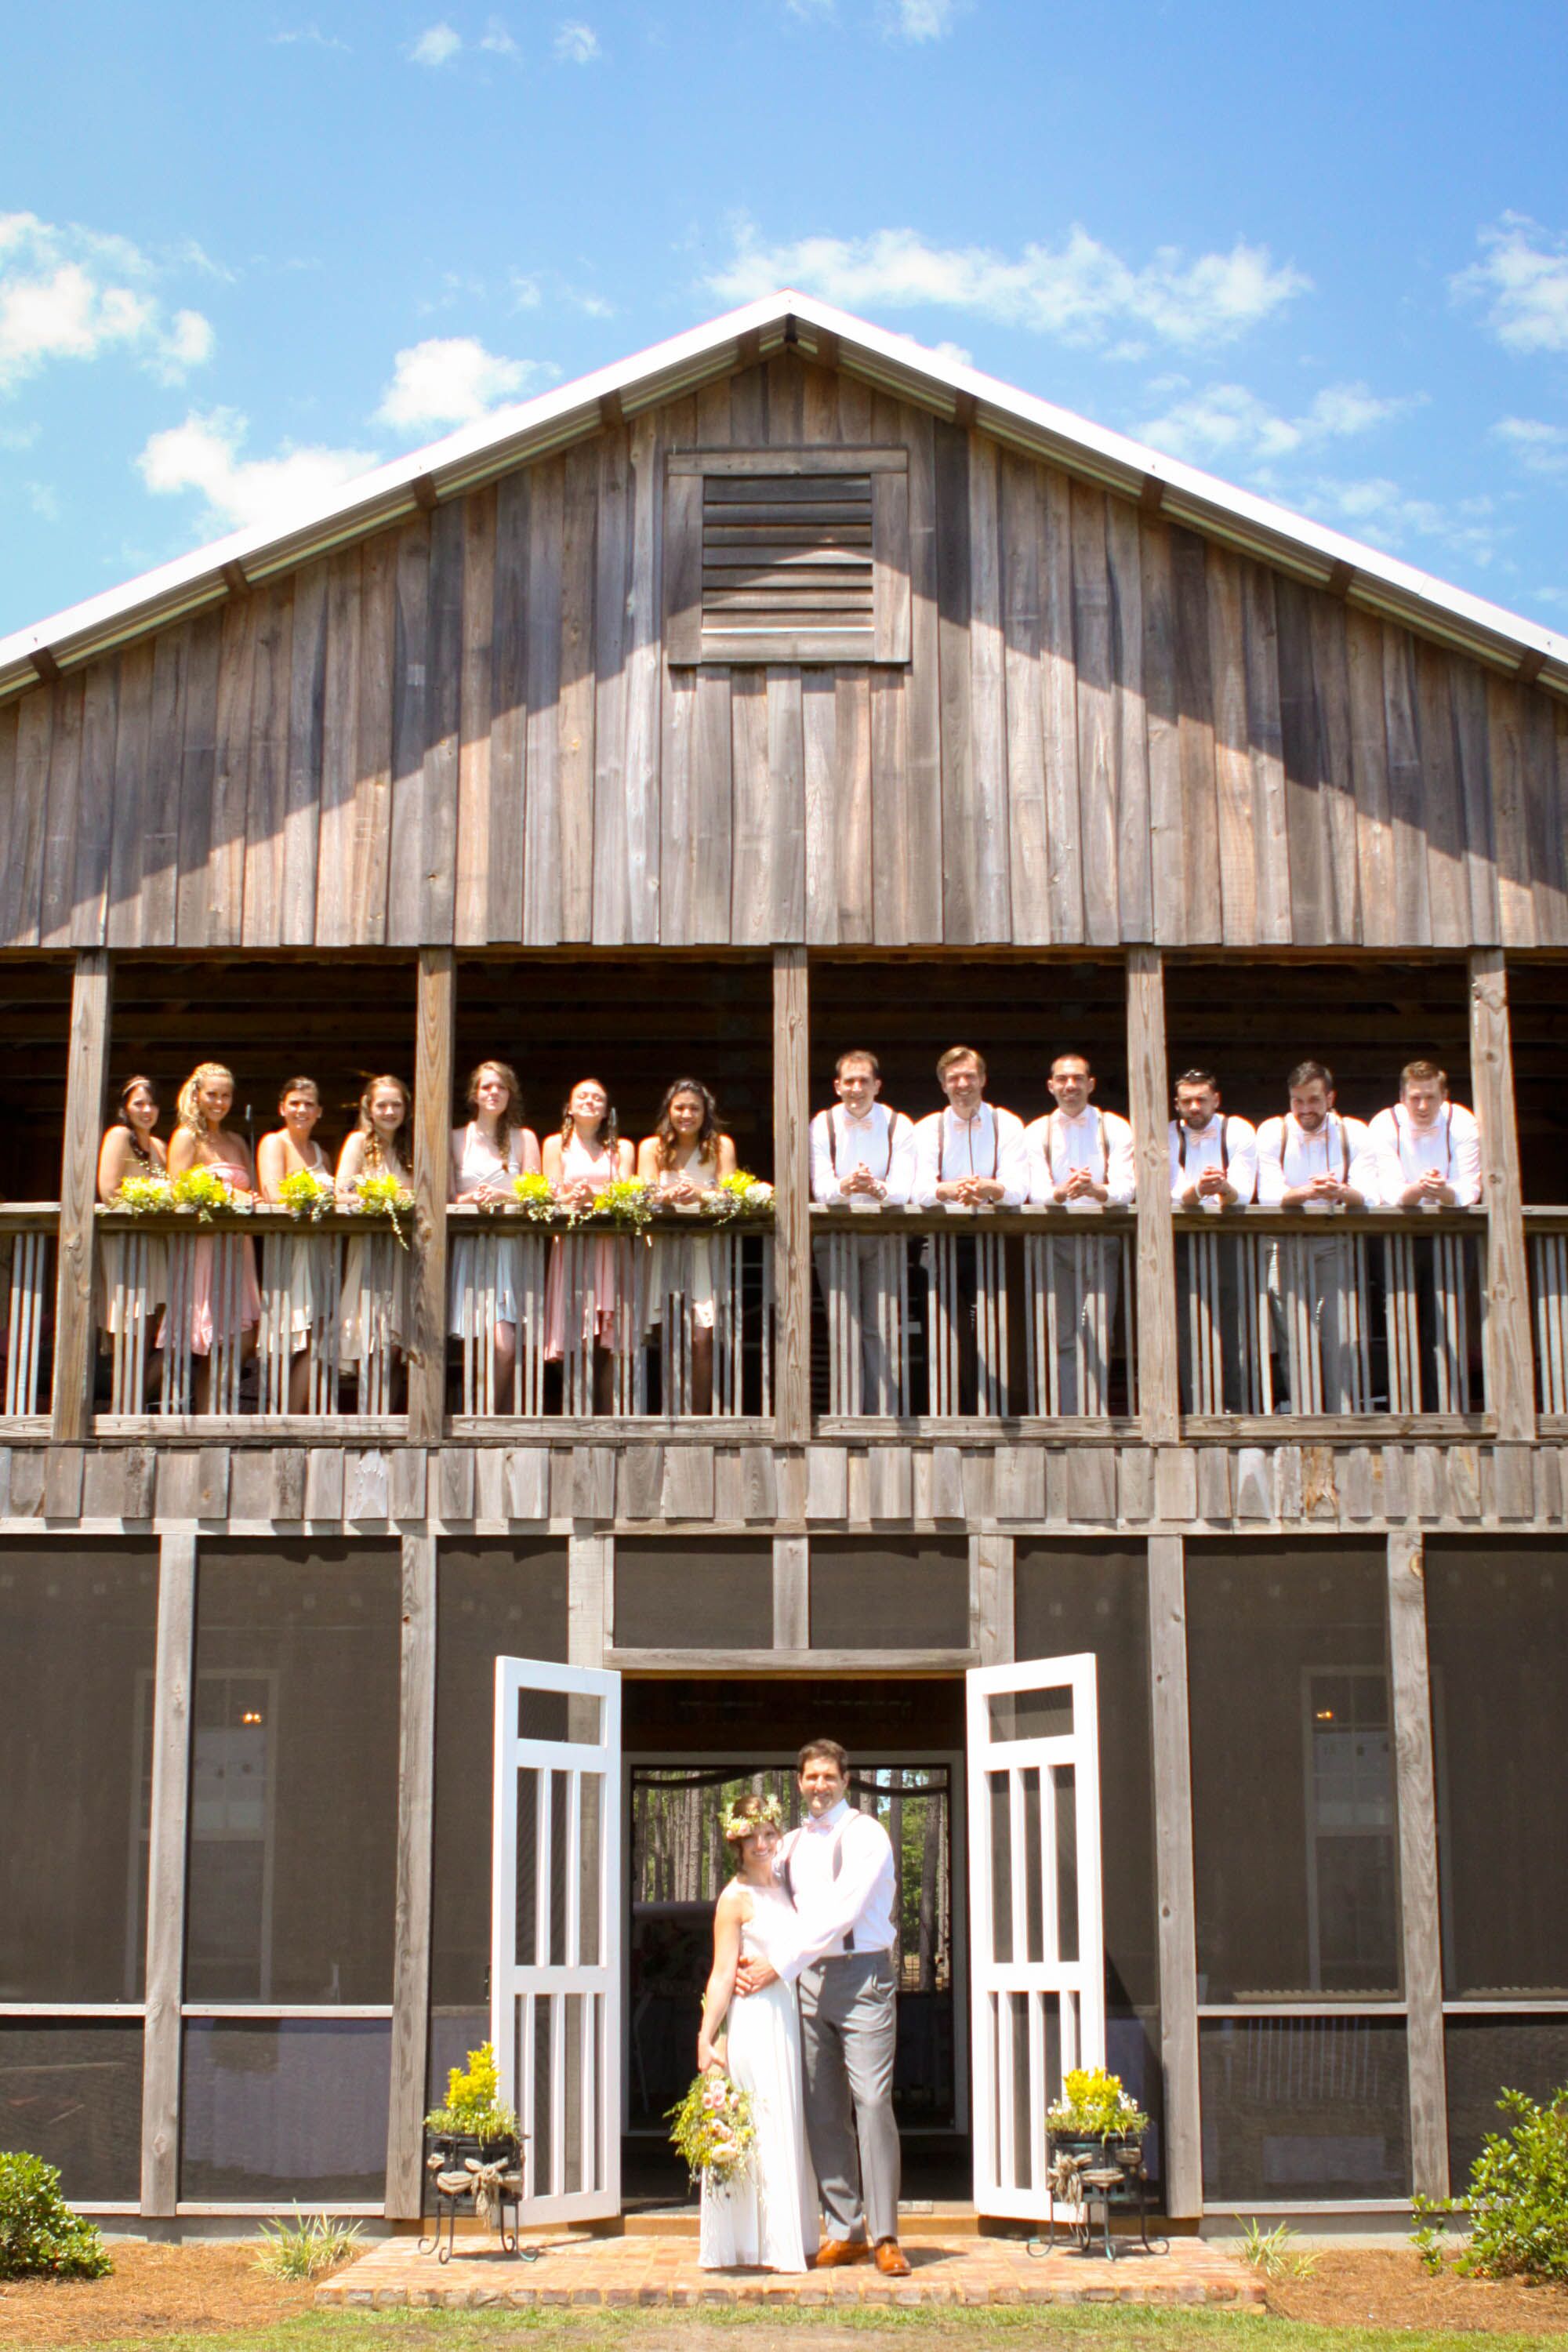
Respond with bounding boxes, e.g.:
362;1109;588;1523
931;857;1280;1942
177;1062;236;1137
356;1075;410;1175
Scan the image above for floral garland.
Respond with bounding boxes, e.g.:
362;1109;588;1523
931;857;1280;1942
667;2072;756;2193
720;1792;783;1841
702;1172;774;1223
512;1171;556;1221
354;1170;416;1250
171;1167;243;1223
115;1175;175;1215
277;1167;336;1221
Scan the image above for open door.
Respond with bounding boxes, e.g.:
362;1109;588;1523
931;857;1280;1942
967;1655;1104;2220
492;1657;622;2223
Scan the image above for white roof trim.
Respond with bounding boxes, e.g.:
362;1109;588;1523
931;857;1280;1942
3;289;1566;700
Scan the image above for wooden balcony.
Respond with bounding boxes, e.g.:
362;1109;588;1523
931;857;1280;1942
0;1207;56;1431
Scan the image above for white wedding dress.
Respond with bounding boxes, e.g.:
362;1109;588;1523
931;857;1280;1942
699;1883;820;2274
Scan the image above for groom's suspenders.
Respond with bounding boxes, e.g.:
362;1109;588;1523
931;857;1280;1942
781;1820;857;1955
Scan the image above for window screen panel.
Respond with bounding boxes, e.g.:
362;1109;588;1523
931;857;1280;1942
0;2021;143;2203
614;1540;772;1651
180;2018;390;2202
809;1539;969;1650
1200;2015;1410;2201
1445;2016;1568;2184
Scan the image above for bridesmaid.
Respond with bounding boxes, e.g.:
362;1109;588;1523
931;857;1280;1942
543;1079;635;1410
161;1062;260;1410
96;1076;169;1395
336;1075;412;1404
637;1079;737;1416
448;1062;541;1411
256;1077;333;1414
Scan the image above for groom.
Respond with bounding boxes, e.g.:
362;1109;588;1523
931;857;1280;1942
734;1737;909;2277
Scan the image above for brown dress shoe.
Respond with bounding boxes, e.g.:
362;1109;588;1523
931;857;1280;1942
873;2241;912;2278
815;2238;870;2268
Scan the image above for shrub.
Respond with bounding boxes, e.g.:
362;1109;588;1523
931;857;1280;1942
0;2152;112;2281
254;2209;363;2280
1448;2085;1568;2281
1238;2219;1317;2281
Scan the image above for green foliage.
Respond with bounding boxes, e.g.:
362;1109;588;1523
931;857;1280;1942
171;1166;240;1221
513;1171;556;1221
115;1174;174;1214
0;2151;113;2280
1046;2067;1151;2142
1237;2219;1317;2281
585;1178;655;1232
1450;2085;1568;2281
277;1167;334;1220
423;2042;520;2143
254;2208;364;2280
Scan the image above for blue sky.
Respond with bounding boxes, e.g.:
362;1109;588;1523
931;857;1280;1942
4;0;1567;638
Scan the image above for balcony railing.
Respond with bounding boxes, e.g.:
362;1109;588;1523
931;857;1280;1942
1175;1208;1486;1425
812;1209;1138;1425
0;1207;57;1425
1527;1212;1568;1422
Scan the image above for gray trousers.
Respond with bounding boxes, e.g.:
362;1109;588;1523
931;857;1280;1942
1041;1234;1120;1416
798;1950;900;2244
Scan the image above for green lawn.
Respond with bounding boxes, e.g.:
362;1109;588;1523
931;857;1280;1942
77;2304;1568;2352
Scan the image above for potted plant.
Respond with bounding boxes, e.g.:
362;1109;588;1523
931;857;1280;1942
1046;2067;1150;2169
423;2042;521;2167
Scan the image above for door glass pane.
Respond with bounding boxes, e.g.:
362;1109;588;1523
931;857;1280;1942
1054;1765;1079;1964
579;1776;602;1966
1022;1768;1044;1964
515;1767;539;1966
988;1772;1013;1964
989;1687;1073;1744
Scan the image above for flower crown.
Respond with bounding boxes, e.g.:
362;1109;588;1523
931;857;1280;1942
720;1794;782;1842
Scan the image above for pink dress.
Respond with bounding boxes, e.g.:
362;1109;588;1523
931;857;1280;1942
544;1134;625;1359
158;1160;261;1356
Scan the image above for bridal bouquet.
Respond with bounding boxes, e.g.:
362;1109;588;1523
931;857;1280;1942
667;2072;756;2192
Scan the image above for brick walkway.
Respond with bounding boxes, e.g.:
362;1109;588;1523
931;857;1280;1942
318;2229;1263;2310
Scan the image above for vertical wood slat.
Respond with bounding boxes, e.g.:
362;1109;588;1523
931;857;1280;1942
72;662;119;947
1387;1531;1450;2202
1469;949;1534;1440
39;673;85;949
969;1533;1014;1665
140;624;184;946
241;587;292;946
52;951;113;1443
772;1533;809;1650
1072;485;1119;945
409;949;455;1443
387;521;433;949
1147;1532;1202;2218
386;1531;437;2217
773;947;811;1444
1127;947;1178;1443
282;565;328;946
558;442;598;944
141;1527;197;2216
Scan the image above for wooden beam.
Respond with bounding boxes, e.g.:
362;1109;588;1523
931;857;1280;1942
1127;948;1179;1444
1147;1534;1202;2218
773;1534;809;1649
1387;1531;1450;2202
773;947;811;1445
385;1532;437;2219
569;1533;612;1667
1469;951;1534;1442
408;949;455;1446
141;1528;196;2216
969;1533;1014;1664
30;644;61;684
52;951;112;1443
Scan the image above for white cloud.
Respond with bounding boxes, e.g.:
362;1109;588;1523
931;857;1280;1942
27;481;60;521
1295;475;1504;571
1134;378;1416;468
0;212;216;394
510;272;542;309
881;0;959;37
375;335;557;431
479;15;521;53
136;408;376;534
707;220;1308;349
270;24;351;49
1453;214;1568;354
554;19;601;60
1493;416;1568;476
409;20;462;64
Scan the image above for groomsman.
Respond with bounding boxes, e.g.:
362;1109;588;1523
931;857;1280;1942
1025;1054;1134;1414
1367;1061;1482;1208
811;1052;915;1414
1255;1062;1377;1412
911;1047;1028;1208
1168;1069;1257;1412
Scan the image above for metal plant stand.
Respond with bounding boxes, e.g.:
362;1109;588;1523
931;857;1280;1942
1029;2141;1166;2263
418;2137;540;2265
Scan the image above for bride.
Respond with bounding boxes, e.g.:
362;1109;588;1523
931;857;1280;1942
695;1794;819;2274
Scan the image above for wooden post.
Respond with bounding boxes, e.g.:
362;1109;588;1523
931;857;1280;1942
52;949;112;1442
969;1533;1014;1665
141;1528;196;2216
569;1534;612;1668
773;946;811;1445
1388;1531;1450;2202
1147;1534;1203;2217
409;948;455;1444
385;1532;437;2218
1468;951;1534;1442
1127;949;1178;1445
773;1534;809;1650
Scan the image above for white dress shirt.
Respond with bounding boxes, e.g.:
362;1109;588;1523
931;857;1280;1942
1168;1114;1258;1204
810;1104;916;1205
1367;1102;1481;1208
912;1105;1028;1209
764;1798;898;1985
1254;1112;1376;1207
1025;1107;1135;1207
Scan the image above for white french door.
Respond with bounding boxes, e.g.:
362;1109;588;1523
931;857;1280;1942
492;1656;622;2223
966;1655;1104;2220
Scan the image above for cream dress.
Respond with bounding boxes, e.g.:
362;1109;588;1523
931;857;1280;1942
699;1884;819;2274
448;1123;527;1336
648;1145;720;1334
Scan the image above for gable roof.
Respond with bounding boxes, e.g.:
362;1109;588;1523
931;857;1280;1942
2;289;1564;705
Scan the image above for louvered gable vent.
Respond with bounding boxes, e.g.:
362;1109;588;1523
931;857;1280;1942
666;447;910;666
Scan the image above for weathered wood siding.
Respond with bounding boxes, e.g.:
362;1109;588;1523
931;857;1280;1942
2;354;1564;954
